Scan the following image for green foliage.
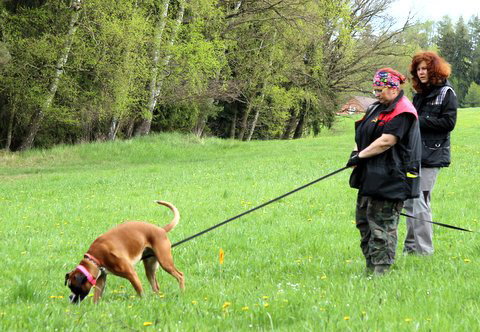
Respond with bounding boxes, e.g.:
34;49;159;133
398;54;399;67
468;16;480;85
0;41;11;65
2;1;480;150
437;16;475;104
464;82;480;107
71;0;152;130
0;1;72;147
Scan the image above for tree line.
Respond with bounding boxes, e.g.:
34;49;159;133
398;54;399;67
435;16;480;107
0;0;478;151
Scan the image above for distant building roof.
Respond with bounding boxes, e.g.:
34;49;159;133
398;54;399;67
352;96;376;109
337;96;376;115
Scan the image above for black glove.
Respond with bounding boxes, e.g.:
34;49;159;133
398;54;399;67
346;151;363;167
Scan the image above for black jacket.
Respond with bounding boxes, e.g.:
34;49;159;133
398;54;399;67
413;80;457;167
349;93;422;201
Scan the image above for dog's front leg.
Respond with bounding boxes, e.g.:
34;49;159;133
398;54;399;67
123;269;144;297
93;274;107;304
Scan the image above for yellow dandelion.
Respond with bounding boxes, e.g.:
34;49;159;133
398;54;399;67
361;311;366;316
464;258;471;263
351;220;356;224
405;318;412;323
192;300;198;305
242;306;249;311
319;307;325;311
159;294;165;298
262;296;269;300
219;248;224;265
204;297;208;301
58;296;64;299
222;301;231;309
49;296;57;299
320;275;327;280
143;322;153;326
344;316;350;320
264;303;269;308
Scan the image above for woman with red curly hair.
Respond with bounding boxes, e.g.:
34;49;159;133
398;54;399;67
346;68;422;275
403;51;458;256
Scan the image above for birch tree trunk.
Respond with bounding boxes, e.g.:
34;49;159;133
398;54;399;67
246;31;275;141
135;0;185;136
19;0;82;151
238;37;264;141
4;102;15;151
246;102;261;141
134;0;170;136
107;117;118;141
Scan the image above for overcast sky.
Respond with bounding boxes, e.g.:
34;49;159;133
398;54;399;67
390;0;480;24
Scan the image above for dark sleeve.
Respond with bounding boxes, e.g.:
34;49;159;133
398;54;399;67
383;113;415;141
419;89;457;133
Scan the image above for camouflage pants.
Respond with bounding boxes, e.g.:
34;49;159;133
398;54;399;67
356;195;403;266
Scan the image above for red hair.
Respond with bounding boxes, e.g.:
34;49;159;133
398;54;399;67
410;51;451;93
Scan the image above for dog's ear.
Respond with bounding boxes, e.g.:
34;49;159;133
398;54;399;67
65;272;71;286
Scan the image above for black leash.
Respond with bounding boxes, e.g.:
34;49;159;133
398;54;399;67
171;166;349;248
139;166;473;261
400;212;473;233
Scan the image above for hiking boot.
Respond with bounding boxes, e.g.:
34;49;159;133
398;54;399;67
373;264;390;275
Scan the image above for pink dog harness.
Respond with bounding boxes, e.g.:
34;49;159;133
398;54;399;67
76;265;97;286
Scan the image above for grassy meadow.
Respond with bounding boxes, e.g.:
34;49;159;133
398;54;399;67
0;109;479;331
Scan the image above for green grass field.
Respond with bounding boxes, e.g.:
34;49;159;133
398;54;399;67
1;109;479;331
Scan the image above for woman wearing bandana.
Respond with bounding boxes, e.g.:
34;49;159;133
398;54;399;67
403;51;457;255
346;68;422;275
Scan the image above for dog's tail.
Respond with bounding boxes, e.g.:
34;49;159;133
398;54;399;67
156;200;180;233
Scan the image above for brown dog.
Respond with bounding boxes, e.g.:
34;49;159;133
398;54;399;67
65;201;184;303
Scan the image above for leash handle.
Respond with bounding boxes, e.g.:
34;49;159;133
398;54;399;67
171;166;349;248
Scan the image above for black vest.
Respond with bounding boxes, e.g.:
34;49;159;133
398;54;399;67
413;81;457;167
349;94;422;201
